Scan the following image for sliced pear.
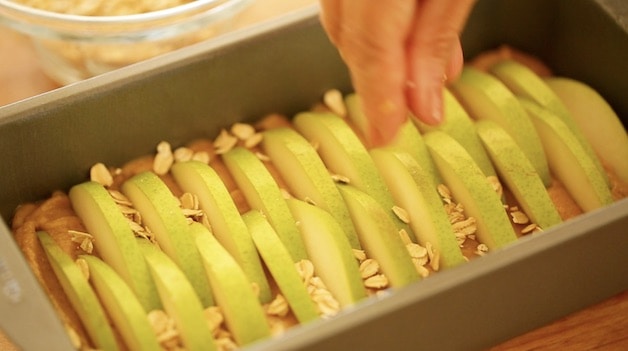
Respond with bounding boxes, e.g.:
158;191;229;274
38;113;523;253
37;231;120;351
286;198;367;307
343;93;370;142
414;88;496;178
170;160;272;303
452;67;551;186
545;77;628;183
261;127;360;249
243;210;319;324
475;120;562;229
121;171;213;307
424;131;517;250
191;222;271;346
519;98;614;212
489;59;607;184
370;148;466;268
345;93;442;184
293;111;412;237
68;181;161;312
337;185;420;288
80;255;161;351
221;146;308;261
138;239;217;351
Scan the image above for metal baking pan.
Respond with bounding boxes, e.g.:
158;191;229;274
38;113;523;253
1;0;627;350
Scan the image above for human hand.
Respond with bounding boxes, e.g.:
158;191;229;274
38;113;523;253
319;0;476;146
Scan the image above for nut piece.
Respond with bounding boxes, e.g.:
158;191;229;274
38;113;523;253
255;151;270;162
203;306;224;334
295;259;315;284
90;162;113;187
475;243;489;256
153;141;174;175
230;122;256;140
244;132;263;149
173;147;194;162
359;259;379;279
352;249;367;262
364;274;389;289
487;176;503;197
69;230;95;254
521;223;541;234
192;151;211;164
265;294;290;317
214;129;238;154
437;184;452;200
392;205;410;224
323;89;347;117
510;210;530;225
331;173;351;184
406;242;428;260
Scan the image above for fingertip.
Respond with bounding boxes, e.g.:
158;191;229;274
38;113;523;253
364;99;407;147
407;79;444;126
445;39;465;82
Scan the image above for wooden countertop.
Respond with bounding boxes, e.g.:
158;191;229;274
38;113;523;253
1;0;626;350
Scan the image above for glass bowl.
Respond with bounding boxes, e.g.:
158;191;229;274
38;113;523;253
0;0;254;85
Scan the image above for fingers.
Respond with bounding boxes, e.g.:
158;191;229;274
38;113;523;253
405;0;476;125
319;0;341;45
318;0;476;146
324;1;418;146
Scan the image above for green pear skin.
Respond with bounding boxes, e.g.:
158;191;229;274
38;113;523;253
475;120;562;229
138;239;217;351
424;131;518;250
69;181;161;311
171;160;272;303
37;231;120;351
222;146;308;261
122;171;214;307
243;210;320;324
262;127;360;249
80;255;161;351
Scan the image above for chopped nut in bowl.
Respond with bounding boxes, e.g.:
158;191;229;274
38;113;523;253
0;0;254;85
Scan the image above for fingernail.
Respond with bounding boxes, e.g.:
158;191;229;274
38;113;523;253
369;123;396;147
418;85;443;126
429;88;444;124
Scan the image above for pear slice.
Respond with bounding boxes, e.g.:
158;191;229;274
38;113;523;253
68;181;161;312
80;255;161;351
489;60;607;184
475;120;562;229
170;160;272;303
337;185;420;288
243;210;319;324
137;239;217;351
345;93;442;184
121;171;213;307
191;222;271;346
424;131;517;250
37;231;120;351
286;198;366;306
519;98;614;212
451;67;551;186
222;146;307;261
414;88;496;178
545;77;628;183
293;112;412;238
261;127;360;249
370;148;466;268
